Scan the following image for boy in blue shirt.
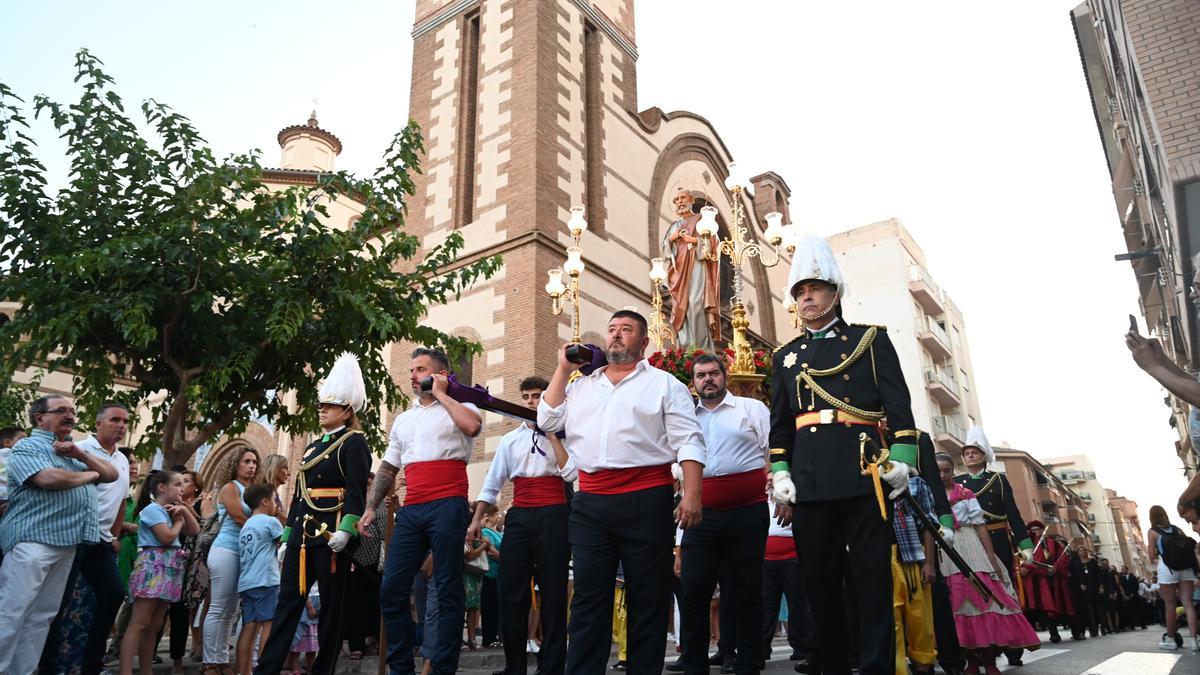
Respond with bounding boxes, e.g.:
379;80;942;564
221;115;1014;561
237;483;284;675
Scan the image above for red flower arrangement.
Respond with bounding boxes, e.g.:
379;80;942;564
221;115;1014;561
647;346;710;388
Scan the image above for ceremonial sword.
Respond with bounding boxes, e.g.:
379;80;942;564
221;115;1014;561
858;433;1002;607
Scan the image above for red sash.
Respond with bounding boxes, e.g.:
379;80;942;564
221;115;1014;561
512;475;568;507
578;464;673;495
765;535;796;561
701;469;768;510
403;460;468;505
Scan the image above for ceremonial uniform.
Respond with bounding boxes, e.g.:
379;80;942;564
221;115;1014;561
538;359;706;675
257;354;372;675
257;427;371;675
476;422;578;675
1018;525;1072;642
678;392;769;675
380;398;481;675
769;318;918;675
953;470;1031;597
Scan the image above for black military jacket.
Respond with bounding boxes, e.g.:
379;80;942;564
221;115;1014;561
955;470;1031;550
284;427;371;548
916;430;951;519
768;321;917;502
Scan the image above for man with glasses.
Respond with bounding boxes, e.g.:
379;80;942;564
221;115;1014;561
0;395;119;675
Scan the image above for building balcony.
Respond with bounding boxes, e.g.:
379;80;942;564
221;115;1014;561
914;316;952;361
923;366;961;405
908;265;946;315
931;415;965;453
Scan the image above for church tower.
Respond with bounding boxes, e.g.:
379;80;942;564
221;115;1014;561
403;0;792;483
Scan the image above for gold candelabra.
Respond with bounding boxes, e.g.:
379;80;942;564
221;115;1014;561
545;206;593;363
647;258;676;351
695;162;795;377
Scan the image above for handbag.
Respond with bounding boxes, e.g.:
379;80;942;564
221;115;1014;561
193;510;226;564
464;542;489;576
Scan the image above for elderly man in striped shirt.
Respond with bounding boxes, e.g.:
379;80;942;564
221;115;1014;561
0;395;119;675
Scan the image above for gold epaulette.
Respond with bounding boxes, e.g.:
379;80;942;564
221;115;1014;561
772;334;803;354
851;323;888;331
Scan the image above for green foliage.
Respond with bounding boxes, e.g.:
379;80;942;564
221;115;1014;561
0;50;501;463
0;373;42;429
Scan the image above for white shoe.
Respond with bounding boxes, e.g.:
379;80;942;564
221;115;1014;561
527;639;540;653
1159;634;1180;651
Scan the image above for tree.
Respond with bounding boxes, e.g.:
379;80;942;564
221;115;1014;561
0;50;501;465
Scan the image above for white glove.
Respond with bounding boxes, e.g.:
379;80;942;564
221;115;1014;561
938;524;955;547
328;530;351;552
771;470;796;505
277;543;288;565
879;461;913;500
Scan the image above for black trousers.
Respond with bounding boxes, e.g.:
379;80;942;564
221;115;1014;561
679;502;767;675
500;503;570;675
566;487;675;675
167;595;190;659
345;564;382;652
256;535;353;675
39;542;124;675
930;571;963;672
761;557;816;659
481;576;500;647
793;496;893;675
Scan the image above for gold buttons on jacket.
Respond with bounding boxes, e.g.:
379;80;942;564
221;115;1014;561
840;353;848;360
809;427;817;433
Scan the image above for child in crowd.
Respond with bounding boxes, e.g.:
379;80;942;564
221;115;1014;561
892;473;939;674
120;470;199;675
236;483;284;675
285;583;320;674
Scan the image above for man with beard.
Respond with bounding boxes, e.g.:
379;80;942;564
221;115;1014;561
669;353;768;675
767;235;921;675
662;188;721;350
0;395;118;675
360;347;483;675
539;310;706;675
38;402;131;675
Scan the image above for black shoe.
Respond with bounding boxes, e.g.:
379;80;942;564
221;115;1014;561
664;657;684;672
1050;632;1062;644
610;661;626;671
789;649;804;661
793;660;819;674
720;654;735;674
707;650;726;665
1006;657;1023;666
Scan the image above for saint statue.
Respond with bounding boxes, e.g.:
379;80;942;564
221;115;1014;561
661;189;721;350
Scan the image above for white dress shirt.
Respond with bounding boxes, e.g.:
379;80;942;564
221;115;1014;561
383;399;482;468
477;423;579;505
537;359;706;473
694;392;769;478
80;436;130;543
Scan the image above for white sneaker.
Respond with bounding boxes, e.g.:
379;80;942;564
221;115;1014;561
1159;634;1180;651
527;639;540;653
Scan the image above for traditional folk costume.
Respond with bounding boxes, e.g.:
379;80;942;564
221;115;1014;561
476;421;578;675
677;392;769;675
538;358;707;675
941;480;1039;655
257;353;372;675
892;476;939;674
954;426;1034;664
379;391;482;675
1019;521;1072;643
768;236;925;675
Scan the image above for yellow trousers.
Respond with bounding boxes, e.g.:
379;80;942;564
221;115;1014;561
613;585;628;661
893;548;937;671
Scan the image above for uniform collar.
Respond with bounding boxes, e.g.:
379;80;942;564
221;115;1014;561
802;317;840;340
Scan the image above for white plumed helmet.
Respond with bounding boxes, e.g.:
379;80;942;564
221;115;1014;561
787;234;848;300
318;352;368;412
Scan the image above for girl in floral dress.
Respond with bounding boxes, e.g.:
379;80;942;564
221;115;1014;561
119;470;200;675
936;454;1039;675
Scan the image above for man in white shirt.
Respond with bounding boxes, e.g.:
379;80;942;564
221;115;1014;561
669;354;769;675
361;347;483;675
539;309;706;675
467;376;576;675
38;402;130;675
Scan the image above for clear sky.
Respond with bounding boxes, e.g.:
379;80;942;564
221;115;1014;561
1;1;1188;532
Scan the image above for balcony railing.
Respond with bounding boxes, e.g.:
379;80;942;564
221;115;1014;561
914;316;952;360
923;366;961;404
907;265;946;315
932;415;965;443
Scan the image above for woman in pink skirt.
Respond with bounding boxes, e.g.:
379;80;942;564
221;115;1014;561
936;453;1039;674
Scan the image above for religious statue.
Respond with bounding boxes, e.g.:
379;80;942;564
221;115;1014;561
661;189;721;350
